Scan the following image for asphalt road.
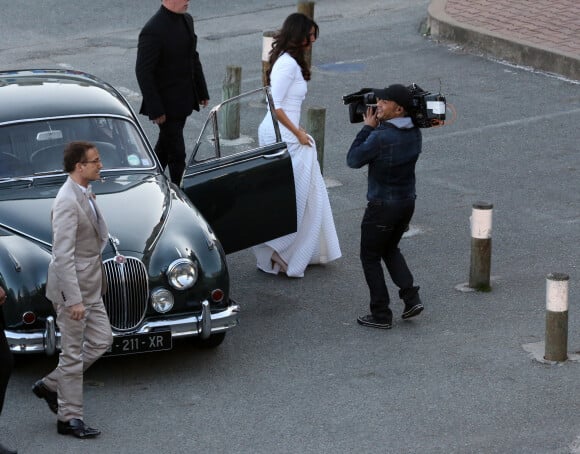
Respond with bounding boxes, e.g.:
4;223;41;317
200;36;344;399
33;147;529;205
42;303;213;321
1;1;580;453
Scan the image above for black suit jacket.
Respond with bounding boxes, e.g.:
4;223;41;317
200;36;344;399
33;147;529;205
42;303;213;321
135;6;209;120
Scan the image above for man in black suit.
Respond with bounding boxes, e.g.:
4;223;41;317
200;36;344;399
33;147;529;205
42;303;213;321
136;0;210;185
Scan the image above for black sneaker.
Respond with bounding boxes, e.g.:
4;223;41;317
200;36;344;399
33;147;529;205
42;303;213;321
402;302;424;320
357;314;392;329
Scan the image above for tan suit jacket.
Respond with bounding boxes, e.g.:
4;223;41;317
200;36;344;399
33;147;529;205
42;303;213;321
46;177;109;307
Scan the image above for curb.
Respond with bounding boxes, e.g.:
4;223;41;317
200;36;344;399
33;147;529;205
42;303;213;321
427;0;580;81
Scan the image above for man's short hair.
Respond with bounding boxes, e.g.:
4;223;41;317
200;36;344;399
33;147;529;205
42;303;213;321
63;141;96;173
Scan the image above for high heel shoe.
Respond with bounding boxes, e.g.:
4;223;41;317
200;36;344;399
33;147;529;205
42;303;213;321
271;251;288;274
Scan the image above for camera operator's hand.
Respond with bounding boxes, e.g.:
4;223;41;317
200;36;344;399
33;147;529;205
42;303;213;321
362;106;378;128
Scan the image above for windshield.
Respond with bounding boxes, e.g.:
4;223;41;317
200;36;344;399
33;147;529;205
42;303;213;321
0;117;155;178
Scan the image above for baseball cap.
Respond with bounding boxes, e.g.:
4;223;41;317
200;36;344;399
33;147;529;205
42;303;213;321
373;84;412;112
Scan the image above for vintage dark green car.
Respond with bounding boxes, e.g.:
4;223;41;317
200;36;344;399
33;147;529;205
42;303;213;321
0;69;295;355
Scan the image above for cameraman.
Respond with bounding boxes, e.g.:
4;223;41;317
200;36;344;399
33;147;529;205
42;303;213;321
347;84;424;329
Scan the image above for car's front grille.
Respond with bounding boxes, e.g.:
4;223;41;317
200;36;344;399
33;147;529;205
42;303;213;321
102;256;149;331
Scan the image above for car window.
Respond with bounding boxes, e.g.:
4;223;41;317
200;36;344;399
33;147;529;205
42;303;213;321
189;87;280;164
0;117;155;177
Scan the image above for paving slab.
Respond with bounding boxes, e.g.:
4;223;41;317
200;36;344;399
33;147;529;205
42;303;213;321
428;0;580;80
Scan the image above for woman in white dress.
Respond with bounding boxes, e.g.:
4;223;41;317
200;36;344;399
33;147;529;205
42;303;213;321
253;13;341;278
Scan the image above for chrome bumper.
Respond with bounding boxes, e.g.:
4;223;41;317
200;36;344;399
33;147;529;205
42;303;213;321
6;300;240;355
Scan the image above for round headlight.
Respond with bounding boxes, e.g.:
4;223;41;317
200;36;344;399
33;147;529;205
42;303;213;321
151;288;174;313
167;258;198;290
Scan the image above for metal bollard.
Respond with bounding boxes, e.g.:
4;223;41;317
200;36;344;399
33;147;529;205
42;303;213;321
305;106;326;174
221;65;242;140
261;31;276;88
297;0;315;17
469;202;493;291
544;273;569;362
297;1;315;69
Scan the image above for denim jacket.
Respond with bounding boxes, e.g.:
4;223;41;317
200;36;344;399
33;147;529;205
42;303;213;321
347;117;422;202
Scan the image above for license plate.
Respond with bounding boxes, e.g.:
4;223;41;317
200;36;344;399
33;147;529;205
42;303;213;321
108;331;172;356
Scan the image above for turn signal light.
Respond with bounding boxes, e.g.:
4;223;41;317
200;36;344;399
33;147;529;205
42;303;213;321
22;311;36;325
211;289;224;302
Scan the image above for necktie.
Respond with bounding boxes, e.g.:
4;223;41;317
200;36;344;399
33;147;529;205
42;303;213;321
86;185;98;221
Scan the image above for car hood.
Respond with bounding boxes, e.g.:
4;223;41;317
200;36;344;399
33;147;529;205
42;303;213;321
0;173;184;254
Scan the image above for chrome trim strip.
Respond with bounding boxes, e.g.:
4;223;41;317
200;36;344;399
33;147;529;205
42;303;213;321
262;150;287;159
0;113;143;127
0;222;52;248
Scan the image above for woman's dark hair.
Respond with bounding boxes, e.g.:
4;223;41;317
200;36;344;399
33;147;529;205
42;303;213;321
63;141;95;173
267;13;319;84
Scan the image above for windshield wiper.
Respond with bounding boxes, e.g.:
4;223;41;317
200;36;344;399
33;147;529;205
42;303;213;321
33;170;65;176
0;177;34;184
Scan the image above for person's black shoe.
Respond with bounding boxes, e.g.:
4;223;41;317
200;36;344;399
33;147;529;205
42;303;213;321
0;441;17;454
357;314;392;329
402;302;424;320
32;380;58;414
57;419;101;439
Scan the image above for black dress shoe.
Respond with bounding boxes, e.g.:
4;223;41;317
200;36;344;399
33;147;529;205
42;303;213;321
32;380;58;414
57;419;101;439
0;441;17;454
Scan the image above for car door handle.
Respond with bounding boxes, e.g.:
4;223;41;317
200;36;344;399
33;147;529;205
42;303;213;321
262;150;287;159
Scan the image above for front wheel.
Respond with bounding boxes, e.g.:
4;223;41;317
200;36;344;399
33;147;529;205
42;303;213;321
192;332;226;349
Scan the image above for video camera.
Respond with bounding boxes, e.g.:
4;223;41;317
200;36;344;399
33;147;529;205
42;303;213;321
342;84;446;128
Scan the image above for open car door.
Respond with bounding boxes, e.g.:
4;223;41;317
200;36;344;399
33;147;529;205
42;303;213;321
181;87;297;254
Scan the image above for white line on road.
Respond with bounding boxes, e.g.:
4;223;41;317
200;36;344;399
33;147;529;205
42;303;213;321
424;108;580;142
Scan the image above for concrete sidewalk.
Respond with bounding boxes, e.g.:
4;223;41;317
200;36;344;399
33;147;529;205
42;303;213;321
427;0;580;80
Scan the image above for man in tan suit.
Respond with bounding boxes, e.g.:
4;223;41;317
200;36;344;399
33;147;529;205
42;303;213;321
32;141;113;439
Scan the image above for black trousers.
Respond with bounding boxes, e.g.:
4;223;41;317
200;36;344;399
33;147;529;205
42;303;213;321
154;117;187;185
0;317;13;415
360;199;418;321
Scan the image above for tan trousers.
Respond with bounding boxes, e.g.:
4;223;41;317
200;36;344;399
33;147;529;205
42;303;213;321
43;300;113;421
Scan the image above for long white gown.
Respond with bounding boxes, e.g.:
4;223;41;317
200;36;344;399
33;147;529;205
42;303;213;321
253;52;341;277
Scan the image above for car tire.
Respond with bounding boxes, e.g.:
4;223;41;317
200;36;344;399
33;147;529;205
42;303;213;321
193;332;226;349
